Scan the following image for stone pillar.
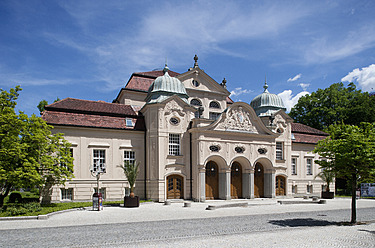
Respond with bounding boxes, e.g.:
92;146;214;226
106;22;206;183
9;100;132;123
243;169;254;199
271;171;276;198
199;168;206;202
225;170;231;200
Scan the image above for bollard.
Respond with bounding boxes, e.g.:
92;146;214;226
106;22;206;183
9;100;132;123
184;202;191;207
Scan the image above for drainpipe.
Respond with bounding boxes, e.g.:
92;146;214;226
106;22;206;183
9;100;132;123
144;126;147;200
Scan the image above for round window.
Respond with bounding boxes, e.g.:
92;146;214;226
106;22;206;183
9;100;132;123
209;145;220;152
235;147;245;153
258;148;267;154
192;80;200;87
170;117;179;125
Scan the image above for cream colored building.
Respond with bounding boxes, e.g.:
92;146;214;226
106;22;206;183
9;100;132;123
43;56;330;202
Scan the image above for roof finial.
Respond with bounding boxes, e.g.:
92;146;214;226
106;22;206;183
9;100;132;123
263;74;269;92
163;63;169;74
221;78;227;89
194;54;199;68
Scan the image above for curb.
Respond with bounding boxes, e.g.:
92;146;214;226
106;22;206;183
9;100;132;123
0;207;88;221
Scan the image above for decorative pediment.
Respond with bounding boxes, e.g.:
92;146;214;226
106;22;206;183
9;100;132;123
216;106;257;133
164;99;185;117
273;114;287;128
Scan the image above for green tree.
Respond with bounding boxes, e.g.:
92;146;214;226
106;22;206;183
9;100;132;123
119;160;139;197
289;83;375;130
314;123;375;223
0;86;74;206
37;98;60;114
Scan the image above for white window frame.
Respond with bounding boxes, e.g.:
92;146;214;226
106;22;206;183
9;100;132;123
124;150;135;165
291;158;297;175
276;142;283;160
126;118;134;127
169;134;181;156
93;149;106;173
306;158;313;175
61;188;73;201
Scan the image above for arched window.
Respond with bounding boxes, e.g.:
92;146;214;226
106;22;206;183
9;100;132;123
190;99;202;106
209;101;220;109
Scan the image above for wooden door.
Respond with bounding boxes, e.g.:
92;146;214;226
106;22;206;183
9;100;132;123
276;176;286;196
167;175;183;199
205;161;219;200
231;162;242;199
254;163;264;198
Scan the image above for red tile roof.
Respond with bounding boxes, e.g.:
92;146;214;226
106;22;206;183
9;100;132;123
42;111;145;130
45;98;137;117
125;70;179;92
43;98;145;130
291;123;328;144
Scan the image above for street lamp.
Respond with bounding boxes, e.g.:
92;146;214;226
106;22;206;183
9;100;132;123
90;162;106;211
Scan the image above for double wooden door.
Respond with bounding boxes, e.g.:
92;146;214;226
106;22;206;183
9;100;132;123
205;161;219;200
231;162;242;198
276;176;286;196
167;175;183;199
254;163;264;198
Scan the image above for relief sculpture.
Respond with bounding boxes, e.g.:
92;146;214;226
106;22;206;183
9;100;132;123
217;106;257;133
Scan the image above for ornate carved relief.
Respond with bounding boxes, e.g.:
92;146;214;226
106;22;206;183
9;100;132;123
273;114;287;132
217;106;257;133
164;100;185;117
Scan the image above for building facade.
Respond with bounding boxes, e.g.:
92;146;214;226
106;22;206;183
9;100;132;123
42;56;330;202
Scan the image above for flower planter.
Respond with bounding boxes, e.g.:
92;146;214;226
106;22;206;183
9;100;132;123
321;191;334;199
124;196;140;208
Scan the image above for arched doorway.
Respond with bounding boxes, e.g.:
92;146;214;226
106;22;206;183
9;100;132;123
167;175;183;199
254;163;264;198
231;162;242;199
206;161;219;200
276;176;286;196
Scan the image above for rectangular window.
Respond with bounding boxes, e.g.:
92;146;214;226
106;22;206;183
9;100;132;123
307;185;313;193
291;158;297;175
61;188;73;200
169;134;181;156
61;148;73;172
292;185;297;194
93;149;106;173
306;158;313;175
94;188;106;199
276;142;283;160
209;112;220;120
124;151;135;165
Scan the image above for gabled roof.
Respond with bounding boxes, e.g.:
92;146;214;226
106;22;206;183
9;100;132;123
45;98;137;117
291;123;328;144
42;98;145;131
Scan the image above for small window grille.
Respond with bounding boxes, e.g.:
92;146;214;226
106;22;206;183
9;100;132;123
170;117;179;125
276;142;283;160
169;134;181;156
192;80;200;87
209;101;220;109
190;99;202;106
235;147;244;153
209;145;220;152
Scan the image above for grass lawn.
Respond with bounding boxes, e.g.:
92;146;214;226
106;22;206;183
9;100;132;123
0;199;148;217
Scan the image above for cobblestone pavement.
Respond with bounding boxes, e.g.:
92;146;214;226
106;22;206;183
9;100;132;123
1;207;374;247
0;198;375;247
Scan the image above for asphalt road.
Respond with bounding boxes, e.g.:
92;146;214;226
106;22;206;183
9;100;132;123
1;207;375;248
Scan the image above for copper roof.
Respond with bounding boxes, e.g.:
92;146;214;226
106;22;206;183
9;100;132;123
291;123;328;144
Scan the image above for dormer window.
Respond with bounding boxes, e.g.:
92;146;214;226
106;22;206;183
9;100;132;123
190;99;202;106
126;118;134;127
209;101;220;109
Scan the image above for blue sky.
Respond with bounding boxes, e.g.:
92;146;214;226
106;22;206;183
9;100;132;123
1;0;375;116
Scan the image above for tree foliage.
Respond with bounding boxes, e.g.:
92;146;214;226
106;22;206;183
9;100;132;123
314;123;375;223
0;86;74;206
289;83;375;130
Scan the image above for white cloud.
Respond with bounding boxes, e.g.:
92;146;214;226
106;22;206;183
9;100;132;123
278;90;309;112
230;87;253;97
298;83;310;91
287;74;301;82
341;64;375;92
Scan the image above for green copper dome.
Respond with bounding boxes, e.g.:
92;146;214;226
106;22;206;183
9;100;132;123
250;82;286;116
145;64;189;104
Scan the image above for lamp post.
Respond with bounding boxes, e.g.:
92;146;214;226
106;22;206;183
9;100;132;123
90;163;106;211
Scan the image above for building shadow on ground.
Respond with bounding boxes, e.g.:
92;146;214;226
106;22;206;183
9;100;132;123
269;218;339;227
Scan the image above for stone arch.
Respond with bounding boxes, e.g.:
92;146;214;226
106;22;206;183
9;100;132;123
204;155;228;200
229;156;252;199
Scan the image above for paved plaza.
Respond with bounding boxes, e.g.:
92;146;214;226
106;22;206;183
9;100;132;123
1;198;375;247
